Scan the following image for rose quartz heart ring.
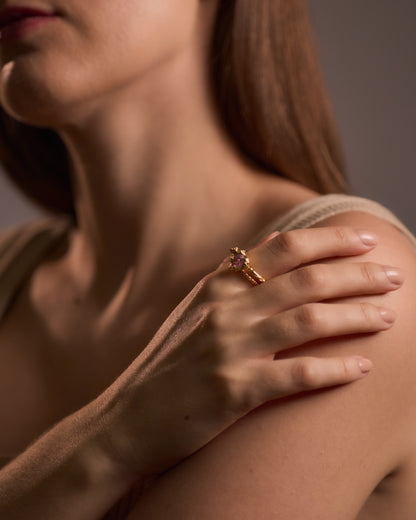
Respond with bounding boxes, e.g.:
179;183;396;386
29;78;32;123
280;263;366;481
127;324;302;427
229;247;266;286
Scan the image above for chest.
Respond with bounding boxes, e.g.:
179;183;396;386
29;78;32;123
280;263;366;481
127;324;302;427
0;278;175;458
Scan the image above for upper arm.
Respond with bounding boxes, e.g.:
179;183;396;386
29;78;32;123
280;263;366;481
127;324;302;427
127;212;416;519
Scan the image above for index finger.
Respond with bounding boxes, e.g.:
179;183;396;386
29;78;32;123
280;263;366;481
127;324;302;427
246;227;378;280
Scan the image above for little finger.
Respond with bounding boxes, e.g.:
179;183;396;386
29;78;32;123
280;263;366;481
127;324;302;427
249;354;374;403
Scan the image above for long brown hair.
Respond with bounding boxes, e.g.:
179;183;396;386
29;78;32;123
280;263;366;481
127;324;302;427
0;0;348;218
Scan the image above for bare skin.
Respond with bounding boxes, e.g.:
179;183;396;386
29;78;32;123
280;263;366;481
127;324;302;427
122;211;416;520
0;0;415;518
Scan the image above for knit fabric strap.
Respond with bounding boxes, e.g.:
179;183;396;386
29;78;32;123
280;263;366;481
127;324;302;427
0;217;70;320
257;194;416;248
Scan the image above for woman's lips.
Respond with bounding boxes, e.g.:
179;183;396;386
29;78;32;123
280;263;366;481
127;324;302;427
0;7;59;43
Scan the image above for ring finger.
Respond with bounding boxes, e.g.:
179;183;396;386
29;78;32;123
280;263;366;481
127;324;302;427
237;301;396;358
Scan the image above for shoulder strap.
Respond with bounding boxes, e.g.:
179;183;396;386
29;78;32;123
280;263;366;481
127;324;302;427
257;194;416;248
0;217;71;321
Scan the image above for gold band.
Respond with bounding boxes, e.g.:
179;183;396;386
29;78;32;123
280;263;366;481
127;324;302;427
229;247;265;286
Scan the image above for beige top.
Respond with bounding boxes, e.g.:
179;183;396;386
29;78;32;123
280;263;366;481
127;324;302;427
0;194;415;325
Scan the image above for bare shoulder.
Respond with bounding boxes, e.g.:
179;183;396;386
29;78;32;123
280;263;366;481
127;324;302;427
315;208;416;263
0;216;71;273
126;210;416;519
312;209;416;369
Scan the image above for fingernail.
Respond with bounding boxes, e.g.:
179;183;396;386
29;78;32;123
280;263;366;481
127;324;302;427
383;266;405;286
356;229;378;246
355;356;373;374
379;307;397;324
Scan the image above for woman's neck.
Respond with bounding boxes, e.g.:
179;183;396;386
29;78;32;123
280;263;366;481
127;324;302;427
56;54;289;309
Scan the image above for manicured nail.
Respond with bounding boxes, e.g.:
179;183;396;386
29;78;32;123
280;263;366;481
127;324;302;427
356;229;378;246
383;266;405;286
379;307;397;324
355;356;373;374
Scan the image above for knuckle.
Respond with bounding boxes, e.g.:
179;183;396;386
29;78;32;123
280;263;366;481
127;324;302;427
290;265;326;292
207;367;231;405
205;304;218;331
360;262;377;284
291;358;320;389
340;358;352;379
254;314;289;348
359;302;378;323
267;231;300;258
201;274;228;301
253;319;274;345
198;274;214;300
271;315;291;344
294;304;325;333
334;226;349;246
205;302;227;331
202;304;246;363
212;366;255;413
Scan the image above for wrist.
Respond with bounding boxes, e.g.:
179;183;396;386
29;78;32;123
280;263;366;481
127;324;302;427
77;395;141;493
0;401;139;520
88;386;150;486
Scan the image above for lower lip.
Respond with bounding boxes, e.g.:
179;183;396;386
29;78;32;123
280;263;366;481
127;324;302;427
0;15;58;43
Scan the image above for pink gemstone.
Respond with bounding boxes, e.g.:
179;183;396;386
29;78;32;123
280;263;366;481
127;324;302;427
231;253;245;269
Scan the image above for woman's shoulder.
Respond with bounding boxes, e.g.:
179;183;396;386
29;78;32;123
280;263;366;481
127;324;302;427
127;194;416;519
0;215;70;251
291;196;416;385
310;198;416;294
260;193;416;249
0;216;71;321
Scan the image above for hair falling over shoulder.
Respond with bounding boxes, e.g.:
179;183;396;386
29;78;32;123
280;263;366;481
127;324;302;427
0;0;348;218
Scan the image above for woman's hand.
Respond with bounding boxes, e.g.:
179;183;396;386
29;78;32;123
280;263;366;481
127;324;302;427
96;227;403;479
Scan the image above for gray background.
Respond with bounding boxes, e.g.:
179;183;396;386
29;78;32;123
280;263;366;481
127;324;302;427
0;1;415;231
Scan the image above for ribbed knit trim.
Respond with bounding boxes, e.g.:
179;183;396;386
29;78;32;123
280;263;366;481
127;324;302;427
0;217;71;321
255;194;416;248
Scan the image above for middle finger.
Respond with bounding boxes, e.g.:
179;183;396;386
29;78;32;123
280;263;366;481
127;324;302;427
227;262;404;319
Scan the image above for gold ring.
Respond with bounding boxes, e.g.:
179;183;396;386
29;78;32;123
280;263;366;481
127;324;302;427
229;247;265;286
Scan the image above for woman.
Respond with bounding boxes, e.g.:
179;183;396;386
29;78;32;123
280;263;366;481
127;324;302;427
0;0;415;518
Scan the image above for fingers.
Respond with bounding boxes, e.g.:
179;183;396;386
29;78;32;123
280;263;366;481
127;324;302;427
249;354;374;403
247;227;378;280
239;302;396;358
202;226;399;410
233;262;404;317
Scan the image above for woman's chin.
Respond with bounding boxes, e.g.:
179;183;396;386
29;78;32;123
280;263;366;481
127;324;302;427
0;62;78;127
